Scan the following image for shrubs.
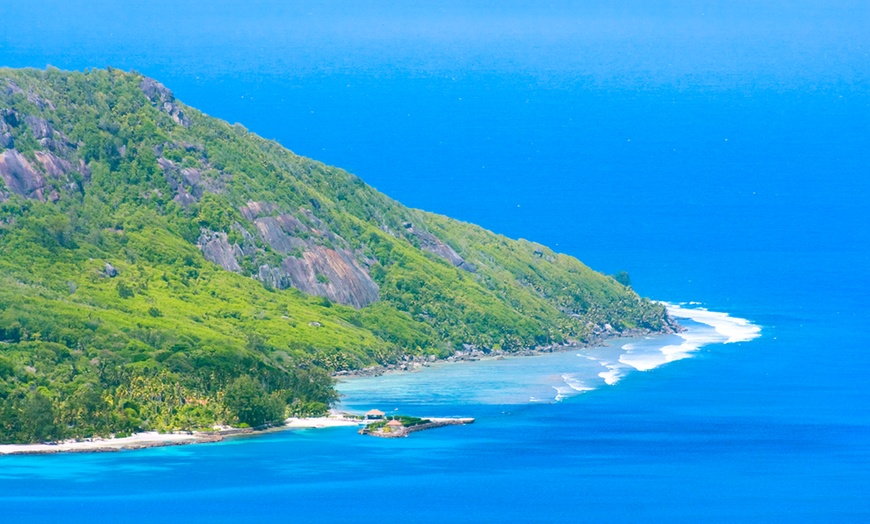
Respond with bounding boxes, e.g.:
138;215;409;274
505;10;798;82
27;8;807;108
116;281;134;298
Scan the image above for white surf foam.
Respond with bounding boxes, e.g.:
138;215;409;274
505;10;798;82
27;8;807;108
552;386;571;402
552;373;596;401
618;350;671;371
582;355;627;385
599;368;622;385
562;373;595;393
666;303;762;343
619;303;761;372
598;362;625;385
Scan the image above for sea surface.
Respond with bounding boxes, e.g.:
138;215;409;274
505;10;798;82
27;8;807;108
1;1;869;522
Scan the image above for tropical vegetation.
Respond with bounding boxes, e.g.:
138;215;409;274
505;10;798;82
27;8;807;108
0;67;670;443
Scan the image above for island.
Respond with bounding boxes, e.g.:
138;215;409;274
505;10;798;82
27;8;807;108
0;67;676;447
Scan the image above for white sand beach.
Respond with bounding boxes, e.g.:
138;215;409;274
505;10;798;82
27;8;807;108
0;415;365;455
0;431;208;455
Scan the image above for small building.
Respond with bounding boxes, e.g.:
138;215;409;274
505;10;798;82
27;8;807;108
386;420;403;429
365;409;385;420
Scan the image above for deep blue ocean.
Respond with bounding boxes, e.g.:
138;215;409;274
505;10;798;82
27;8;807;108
1;1;869;521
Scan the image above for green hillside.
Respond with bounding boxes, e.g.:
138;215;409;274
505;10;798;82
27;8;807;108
0;67;671;443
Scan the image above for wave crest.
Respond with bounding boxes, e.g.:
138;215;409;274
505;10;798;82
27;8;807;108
619;303;761;372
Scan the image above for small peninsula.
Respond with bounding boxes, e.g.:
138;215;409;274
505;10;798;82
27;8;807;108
358;415;475;438
0;67;675;445
0;411;472;454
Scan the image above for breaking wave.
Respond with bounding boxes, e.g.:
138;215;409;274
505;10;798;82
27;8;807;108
339;303;761;406
619;303;761;372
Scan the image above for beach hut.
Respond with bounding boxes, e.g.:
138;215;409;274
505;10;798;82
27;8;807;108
365;409;385;420
386;420;403;430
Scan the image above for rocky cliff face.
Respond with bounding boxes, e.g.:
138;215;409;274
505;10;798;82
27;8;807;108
197;230;243;272
0;94;86;204
140;78;190;128
253;215;308;254
405;222;475;272
196;201;380;309
2;72;382;309
0;109;16;149
260;245;380;308
249;206;380;308
0;150;45;201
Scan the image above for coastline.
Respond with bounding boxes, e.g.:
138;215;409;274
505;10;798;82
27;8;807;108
0;431;221;455
0;415;364;456
334;323;679;379
334;303;761;406
0;321;679;456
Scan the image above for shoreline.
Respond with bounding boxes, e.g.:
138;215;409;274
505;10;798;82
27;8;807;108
0;431;222;455
0;415;364;456
334;323;679;379
0;322;680;456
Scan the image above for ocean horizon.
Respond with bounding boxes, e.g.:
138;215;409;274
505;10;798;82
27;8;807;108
1;1;868;521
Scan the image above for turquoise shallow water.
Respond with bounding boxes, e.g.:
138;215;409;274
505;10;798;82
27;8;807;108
337;306;759;408
1;1;869;521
